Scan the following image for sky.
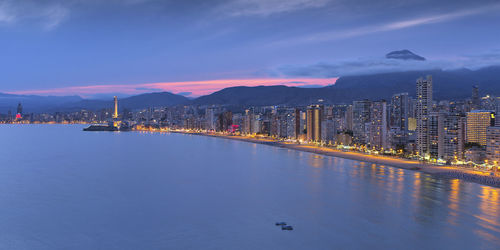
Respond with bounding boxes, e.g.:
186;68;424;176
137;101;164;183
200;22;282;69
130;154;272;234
1;0;499;98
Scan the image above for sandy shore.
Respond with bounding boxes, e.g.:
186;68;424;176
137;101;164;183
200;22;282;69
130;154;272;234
176;131;500;188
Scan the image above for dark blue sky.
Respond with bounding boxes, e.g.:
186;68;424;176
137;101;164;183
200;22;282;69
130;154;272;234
1;0;499;97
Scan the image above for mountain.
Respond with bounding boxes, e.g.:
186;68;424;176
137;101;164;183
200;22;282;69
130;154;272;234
331;66;500;101
65;92;190;111
121;92;190;109
191;86;333;106
0;94;83;113
192;66;500;106
386;50;426;61
0;92;189;113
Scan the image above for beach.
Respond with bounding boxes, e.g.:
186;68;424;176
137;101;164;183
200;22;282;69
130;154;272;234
176;131;500;188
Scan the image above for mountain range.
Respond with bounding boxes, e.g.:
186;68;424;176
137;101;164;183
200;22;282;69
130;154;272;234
191;66;500;106
1;66;499;113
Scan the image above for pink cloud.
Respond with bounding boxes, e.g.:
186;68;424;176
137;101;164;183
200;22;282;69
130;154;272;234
5;78;338;97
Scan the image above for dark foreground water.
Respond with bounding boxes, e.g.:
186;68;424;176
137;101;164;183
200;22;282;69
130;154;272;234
0;125;499;249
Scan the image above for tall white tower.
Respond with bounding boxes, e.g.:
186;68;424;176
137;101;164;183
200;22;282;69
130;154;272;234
113;96;118;119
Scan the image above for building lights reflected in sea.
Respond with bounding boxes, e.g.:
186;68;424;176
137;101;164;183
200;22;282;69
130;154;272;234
0;125;498;249
281;152;500;246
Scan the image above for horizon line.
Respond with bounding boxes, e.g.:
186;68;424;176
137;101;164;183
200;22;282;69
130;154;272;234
3;77;338;98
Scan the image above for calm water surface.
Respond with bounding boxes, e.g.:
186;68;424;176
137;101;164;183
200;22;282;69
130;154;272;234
0;125;499;249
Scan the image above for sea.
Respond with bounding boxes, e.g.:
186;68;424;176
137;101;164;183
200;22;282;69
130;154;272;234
0;124;498;249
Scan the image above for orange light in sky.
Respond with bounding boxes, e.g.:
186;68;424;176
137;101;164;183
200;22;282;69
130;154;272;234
5;78;338;97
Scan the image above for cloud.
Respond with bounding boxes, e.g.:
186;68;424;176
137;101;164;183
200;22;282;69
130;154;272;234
219;0;331;16
278;59;437;78
0;0;157;30
269;3;500;46
176;92;193;97
135;87;163;92
41;4;69;30
277;49;500;78
0;0;69;30
0;1;15;23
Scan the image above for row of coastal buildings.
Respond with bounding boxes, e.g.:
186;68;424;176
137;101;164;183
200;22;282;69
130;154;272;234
126;76;498;168
3;77;500;168
179;76;500;168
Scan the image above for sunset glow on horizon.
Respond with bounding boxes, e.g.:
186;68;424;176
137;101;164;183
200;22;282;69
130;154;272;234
5;78;338;98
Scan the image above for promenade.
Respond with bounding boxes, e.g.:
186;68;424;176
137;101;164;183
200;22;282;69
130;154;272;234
181;131;500;188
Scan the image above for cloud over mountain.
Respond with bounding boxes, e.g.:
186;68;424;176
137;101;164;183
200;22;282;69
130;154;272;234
386;50;426;61
276;49;500;78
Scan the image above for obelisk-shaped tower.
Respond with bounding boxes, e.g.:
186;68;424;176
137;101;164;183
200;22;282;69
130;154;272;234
113;96;118;119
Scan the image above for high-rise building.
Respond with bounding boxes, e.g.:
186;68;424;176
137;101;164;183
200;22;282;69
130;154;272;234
243;109;253;134
428;112;441;159
389;93;410;148
472;85;480;110
16;102;23;119
306;105;322;142
497;99;500;126
408;118;417;131
416;75;433;156
486;126;500;166
458;116;467;158
440;113;464;161
17;102;23;116
345;105;353;131
216;111;233;132
321;118;336;144
481;95;497;111
352;100;371;144
390;93;410;132
299;111;306;138
466;110;496;146
408;98;416;118
294;109;301;139
205;108;217;131
369;100;388;150
425;112;465;161
270;113;279;137
280;111;297;139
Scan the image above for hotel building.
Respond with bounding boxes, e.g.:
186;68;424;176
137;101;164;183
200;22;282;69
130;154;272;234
466;110;495;146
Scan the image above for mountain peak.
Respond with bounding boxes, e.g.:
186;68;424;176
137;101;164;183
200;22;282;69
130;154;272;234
386;50;426;61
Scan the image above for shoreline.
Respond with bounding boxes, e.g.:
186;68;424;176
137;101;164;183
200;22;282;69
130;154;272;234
173;131;500;188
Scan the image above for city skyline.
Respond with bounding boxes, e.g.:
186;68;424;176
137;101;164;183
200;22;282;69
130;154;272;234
1;1;499;248
1;0;500;97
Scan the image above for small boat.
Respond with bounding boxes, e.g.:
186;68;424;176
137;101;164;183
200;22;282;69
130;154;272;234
275;222;287;226
281;225;293;230
83;125;118;131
